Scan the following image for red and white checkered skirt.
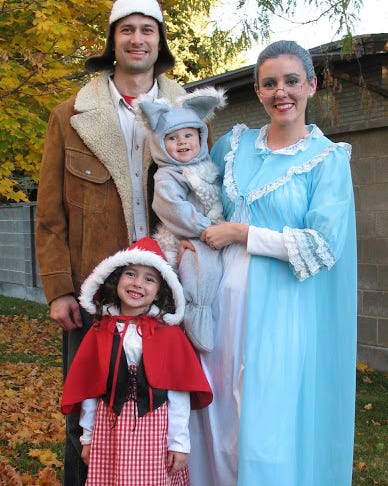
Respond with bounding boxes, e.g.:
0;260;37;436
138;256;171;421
86;398;190;486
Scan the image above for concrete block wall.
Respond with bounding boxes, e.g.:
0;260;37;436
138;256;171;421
211;89;268;139
0;203;46;304
344;127;388;371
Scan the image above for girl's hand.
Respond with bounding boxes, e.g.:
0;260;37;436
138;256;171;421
81;444;91;465
167;450;188;475
201;222;249;250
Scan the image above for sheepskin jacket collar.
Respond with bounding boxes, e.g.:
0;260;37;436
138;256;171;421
70;72;185;236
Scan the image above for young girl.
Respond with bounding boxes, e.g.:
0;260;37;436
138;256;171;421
61;237;212;486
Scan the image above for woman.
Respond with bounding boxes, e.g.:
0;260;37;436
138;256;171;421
188;40;357;486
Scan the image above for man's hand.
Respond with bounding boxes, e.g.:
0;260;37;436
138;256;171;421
50;295;83;330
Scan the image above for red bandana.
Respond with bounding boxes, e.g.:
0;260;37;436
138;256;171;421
122;94;136;106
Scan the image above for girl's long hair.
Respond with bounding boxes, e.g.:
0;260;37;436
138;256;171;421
93;265;175;322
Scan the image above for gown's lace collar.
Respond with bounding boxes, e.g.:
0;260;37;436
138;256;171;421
255;124;323;155
224;123;335;208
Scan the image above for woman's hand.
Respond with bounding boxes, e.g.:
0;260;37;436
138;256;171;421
201;222;249;250
167;450;188;475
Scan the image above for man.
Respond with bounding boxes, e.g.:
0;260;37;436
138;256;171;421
35;1;185;484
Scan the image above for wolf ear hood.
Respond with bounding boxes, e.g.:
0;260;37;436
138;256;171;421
136;87;227;167
138;87;227;131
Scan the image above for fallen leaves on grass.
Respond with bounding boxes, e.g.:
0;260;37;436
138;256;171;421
35;467;62;486
0;465;62;486
28;449;63;468
0;361;64;448
0;314;64;484
353;365;388;485
0;315;61;359
0;462;22;486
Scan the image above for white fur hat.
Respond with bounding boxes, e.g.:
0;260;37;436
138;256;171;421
109;0;163;24
79;237;185;325
85;0;174;75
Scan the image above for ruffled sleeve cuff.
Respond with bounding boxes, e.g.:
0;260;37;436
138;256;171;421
283;226;336;281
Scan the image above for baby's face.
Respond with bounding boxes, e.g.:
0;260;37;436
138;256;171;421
164;127;201;163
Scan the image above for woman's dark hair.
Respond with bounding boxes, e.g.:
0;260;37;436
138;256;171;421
254;40;316;84
94;265;175;321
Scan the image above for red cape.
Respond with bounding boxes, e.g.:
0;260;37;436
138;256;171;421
61;315;212;414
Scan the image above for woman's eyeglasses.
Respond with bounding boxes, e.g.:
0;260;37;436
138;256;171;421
259;80;307;97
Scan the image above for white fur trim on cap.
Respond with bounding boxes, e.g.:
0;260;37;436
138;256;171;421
109;0;163;24
79;245;185;325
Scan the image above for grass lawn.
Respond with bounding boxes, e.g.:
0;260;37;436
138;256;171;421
0;295;387;485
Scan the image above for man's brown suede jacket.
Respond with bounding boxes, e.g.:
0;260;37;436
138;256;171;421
36;72;185;304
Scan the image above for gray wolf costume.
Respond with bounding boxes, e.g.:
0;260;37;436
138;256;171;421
136;88;226;351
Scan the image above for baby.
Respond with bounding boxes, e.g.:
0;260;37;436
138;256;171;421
136;87;226;351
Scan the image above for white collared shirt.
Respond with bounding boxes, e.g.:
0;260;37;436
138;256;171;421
108;77;159;241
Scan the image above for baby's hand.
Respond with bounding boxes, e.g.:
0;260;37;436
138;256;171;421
167;450;188;475
177;239;195;265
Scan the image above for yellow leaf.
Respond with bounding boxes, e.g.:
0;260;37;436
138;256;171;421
356;361;370;372
364;403;373;410
28;449;62;468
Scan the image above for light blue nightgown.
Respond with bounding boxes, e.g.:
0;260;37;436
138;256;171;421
188;124;357;486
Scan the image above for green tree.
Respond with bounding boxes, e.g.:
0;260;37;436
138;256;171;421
0;0;362;202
